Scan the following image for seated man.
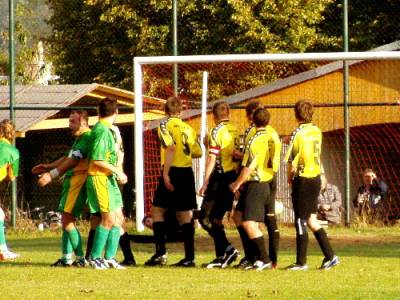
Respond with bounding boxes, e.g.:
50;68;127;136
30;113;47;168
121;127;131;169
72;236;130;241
353;168;388;222
317;175;342;225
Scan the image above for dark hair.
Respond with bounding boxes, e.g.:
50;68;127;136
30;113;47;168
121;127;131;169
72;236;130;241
253;107;270;127
165;96;182;115
245;101;262;119
71;110;89;123
295;100;313;123
98;98;118;118
212;101;229;120
0;119;15;142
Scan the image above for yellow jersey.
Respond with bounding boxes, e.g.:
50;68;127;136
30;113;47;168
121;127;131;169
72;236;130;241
266;125;281;173
208;120;239;173
242;128;274;182
158;116;201;168
285;123;322;178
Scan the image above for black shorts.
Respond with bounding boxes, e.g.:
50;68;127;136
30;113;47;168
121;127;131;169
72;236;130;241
291;175;321;219
152;167;197;211
201;170;237;220
237;181;272;222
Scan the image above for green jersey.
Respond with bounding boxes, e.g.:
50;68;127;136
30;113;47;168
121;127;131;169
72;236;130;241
0;138;19;181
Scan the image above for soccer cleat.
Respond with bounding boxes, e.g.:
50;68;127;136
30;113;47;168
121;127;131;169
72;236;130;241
251;260;273;271
285;263;309;271
104;258;126;269
171;258;195;267
271;262;278;269
144;253;168;266
50;258;72;267
120;258;137;267
234;258;253;270
72;257;88;267
202;257;224;269
0;250;20;261
221;247;239;268
320;255;340;270
89;258;109;270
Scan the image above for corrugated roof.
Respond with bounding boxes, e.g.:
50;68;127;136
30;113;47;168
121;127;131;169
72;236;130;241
0;83;165;133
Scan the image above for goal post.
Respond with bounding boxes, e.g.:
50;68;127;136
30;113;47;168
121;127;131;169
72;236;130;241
134;51;400;231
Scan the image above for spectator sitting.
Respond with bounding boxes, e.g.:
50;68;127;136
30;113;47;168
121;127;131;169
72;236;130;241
317;175;342;225
353;168;388;222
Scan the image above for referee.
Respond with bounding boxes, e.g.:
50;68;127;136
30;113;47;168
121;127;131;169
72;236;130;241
285;100;339;270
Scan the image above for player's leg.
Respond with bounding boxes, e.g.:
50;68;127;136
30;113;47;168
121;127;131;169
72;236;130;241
308;213;339;270
102;178;125;269
85;213;100;260
0;207;19;261
242;182;272;271
233;194;254;269
116;208;136;266
173;210;195;267
265;178;279;268
144;205;168;266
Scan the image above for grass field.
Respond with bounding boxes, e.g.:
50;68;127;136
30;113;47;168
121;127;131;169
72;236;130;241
0;225;399;299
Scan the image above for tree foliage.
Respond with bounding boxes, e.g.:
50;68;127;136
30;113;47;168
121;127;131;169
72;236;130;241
47;0;336;91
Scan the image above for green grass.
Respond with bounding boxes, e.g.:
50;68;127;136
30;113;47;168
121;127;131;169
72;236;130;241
1;226;399;299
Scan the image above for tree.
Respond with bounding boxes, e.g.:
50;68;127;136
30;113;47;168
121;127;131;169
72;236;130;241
48;0;337;94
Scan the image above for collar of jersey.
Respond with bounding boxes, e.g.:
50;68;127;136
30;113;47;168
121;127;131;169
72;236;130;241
168;116;181;121
74;127;91;137
0;138;10;144
299;122;312;128
256;127;266;132
99;119;113;128
217;119;229;125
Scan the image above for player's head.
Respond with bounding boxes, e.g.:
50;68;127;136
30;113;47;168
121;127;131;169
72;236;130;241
165;96;182;116
98;97;118;120
142;216;153;229
294;100;313;123
252;107;270;127
212;101;230;122
69;110;89;134
245;101;262;124
0;119;15;142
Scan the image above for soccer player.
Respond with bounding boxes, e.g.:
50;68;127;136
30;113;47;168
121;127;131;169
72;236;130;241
0;120;20;261
232;101;281;269
285;100;339;270
230;107;275;271
198;101;240;269
32;110;91;267
85;124;136;266
145;96;202;267
86;98;127;269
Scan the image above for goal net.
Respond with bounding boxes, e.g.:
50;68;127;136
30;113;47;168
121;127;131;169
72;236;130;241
134;51;400;231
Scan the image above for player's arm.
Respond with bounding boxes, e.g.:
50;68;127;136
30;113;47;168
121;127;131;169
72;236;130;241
31;156;66;174
37;157;79;187
229;167;251;193
198;151;217;197
92;160;127;184
272;133;282;173
162;144;176;191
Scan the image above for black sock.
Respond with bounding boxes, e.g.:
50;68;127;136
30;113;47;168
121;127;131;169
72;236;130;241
296;232;308;265
265;216;279;263
314;228;334;260
153;221;167;255
181;223;195;260
252;236;270;263
210;224;230;257
85;229;96;260
119;232;135;262
237;226;253;261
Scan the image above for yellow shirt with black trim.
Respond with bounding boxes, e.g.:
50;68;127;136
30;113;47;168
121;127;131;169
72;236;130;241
0;138;19;182
158;116;202;168
242;128;274;182
285;123;322;178
208;120;239;173
266;125;281;173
